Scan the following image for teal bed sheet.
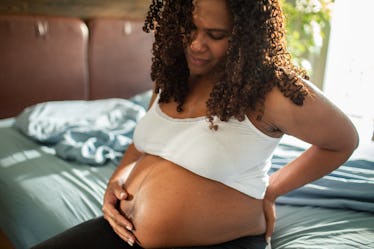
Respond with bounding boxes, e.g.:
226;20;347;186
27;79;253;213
273;205;374;248
0;118;116;249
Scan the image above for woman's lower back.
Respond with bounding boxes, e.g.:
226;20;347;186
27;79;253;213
120;155;266;248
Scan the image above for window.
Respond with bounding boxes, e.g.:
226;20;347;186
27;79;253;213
323;0;374;121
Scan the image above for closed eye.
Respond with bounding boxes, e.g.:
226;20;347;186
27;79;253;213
181;27;230;41
207;30;230;40
208;32;228;40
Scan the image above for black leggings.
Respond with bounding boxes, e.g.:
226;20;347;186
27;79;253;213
30;216;268;249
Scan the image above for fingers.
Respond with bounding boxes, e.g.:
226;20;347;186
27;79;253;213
265;215;275;243
102;180;135;246
111;180;129;200
104;210;136;246
102;202;134;229
263;199;276;243
102;197;136;246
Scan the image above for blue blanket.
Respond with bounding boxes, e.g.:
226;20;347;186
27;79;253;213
14;91;151;165
271;142;374;213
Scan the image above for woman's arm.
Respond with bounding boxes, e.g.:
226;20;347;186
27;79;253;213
263;81;359;240
102;88;157;246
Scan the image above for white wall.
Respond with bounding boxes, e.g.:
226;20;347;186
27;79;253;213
323;0;374;119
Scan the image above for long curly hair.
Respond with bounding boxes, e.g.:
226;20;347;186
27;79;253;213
143;0;309;127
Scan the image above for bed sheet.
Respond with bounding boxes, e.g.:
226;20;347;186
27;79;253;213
0;118;116;249
273;204;374;249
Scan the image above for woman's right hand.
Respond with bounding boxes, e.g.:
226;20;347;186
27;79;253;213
102;180;136;246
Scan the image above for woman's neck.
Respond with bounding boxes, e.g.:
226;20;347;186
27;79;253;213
188;76;215;100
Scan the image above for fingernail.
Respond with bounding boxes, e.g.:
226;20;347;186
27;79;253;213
126;225;133;231
266;237;272;244
120;192;126;199
128;239;134;246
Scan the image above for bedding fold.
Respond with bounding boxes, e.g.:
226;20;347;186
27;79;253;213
14;98;146;165
271;143;374;213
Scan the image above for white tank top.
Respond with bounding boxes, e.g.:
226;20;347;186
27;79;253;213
133;94;281;199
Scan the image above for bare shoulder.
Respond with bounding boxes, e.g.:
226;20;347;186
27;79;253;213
264;78;326;119
263;79;358;151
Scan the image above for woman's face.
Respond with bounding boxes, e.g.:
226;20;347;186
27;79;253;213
184;0;233;77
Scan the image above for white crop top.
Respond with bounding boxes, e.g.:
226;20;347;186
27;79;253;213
133;94;281;199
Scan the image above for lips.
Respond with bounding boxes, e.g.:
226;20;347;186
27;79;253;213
188;54;209;66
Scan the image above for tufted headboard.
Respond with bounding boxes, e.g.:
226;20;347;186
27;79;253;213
0;14;153;119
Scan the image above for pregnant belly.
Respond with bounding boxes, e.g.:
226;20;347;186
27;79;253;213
119;155;266;248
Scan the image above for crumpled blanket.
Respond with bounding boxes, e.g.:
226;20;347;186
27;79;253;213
14;98;147;165
271;142;374;213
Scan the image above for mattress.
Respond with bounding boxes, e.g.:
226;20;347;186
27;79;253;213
0;117;115;248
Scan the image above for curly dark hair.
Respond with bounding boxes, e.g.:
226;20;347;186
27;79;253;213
143;0;309;128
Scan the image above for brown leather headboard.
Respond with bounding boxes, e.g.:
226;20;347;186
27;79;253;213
0;14;154;119
0;14;89;118
87;18;153;100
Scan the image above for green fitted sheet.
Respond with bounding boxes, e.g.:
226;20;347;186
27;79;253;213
273;205;374;249
0;119;116;249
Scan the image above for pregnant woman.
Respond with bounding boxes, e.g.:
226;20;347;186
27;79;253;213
31;0;358;248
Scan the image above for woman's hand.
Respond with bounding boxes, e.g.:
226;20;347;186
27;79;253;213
102;180;136;246
263;194;276;244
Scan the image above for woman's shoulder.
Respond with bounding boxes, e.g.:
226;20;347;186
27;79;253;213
264;78;323;109
258;79;326;132
262;79;358;149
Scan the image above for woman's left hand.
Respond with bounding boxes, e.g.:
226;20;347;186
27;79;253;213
263;195;276;244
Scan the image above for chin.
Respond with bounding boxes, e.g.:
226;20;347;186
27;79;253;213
188;67;215;77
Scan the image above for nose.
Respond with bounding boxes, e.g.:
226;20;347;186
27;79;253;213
190;31;207;52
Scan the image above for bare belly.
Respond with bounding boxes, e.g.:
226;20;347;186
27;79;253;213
119;154;266;248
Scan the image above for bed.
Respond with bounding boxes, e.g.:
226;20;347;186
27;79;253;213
0;14;373;249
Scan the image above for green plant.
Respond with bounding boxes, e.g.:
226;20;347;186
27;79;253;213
280;0;333;75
